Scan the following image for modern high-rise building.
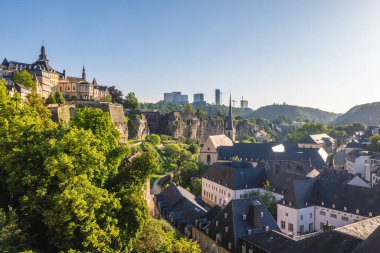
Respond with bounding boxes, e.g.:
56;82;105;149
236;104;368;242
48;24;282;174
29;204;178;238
215;89;221;106
193;93;206;108
240;97;248;108
193;93;204;103
163;91;188;104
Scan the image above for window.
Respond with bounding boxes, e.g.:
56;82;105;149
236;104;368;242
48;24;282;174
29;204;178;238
342;216;349;222
330;213;337;219
207;155;211;164
288;223;294;232
281;221;286;229
310;213;312;218
285;213;288;217
319;211;326;216
320;223;324;230
309;223;313;232
301;215;303;220
300;225;304;234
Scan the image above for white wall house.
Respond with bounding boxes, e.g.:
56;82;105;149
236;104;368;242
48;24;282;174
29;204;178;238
277;202;368;236
345;151;371;177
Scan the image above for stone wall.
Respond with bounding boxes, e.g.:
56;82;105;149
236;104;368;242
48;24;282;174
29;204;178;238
50;101;129;142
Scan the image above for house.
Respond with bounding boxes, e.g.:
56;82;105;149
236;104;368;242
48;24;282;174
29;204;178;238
202;162;380;236
199;135;233;165
238;216;380;253
154;183;207;236
192;197;280;253
298;134;335;151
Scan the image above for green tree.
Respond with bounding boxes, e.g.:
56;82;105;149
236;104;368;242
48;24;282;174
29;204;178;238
195;108;207;118
45;94;56;104
0;207;30;253
99;95;112;102
54;91;65;104
124;92;140;110
133;218;200;253
184;104;195;116
12;70;35;89
288;122;328;142
146;134;161;145
368;134;380;152
352;122;366;132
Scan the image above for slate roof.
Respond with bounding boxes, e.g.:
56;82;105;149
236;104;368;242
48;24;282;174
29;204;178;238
218;142;327;167
302;134;334;145
155;183;207;232
240;216;380;253
202;162;266;190
200;197;279;253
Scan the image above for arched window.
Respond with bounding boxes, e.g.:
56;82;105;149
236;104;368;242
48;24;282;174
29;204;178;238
207;155;211;164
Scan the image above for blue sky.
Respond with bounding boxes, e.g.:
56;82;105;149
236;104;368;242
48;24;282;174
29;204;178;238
1;0;380;113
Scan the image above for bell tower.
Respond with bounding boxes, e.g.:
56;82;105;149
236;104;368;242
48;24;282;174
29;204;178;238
225;93;235;141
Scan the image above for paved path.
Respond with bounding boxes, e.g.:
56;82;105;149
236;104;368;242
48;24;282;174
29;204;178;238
151;173;171;195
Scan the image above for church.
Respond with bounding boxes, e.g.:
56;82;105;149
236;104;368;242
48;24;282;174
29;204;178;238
0;45;109;101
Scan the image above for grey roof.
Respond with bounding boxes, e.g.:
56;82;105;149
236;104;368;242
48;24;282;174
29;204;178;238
218;142;327;167
155;183;207;233
200;197;279;253
202;162;266;190
240;216;380;253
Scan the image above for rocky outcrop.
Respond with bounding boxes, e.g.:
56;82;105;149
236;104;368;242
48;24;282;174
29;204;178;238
142;111;260;143
129;116;150;140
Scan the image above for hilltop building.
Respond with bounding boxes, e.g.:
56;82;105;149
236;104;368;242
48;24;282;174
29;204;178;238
240;98;248;108
1;45;110;101
193;93;206;108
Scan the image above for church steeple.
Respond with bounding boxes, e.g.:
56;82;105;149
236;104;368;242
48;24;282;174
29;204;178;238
225;93;235;141
82;65;86;81
39;43;48;61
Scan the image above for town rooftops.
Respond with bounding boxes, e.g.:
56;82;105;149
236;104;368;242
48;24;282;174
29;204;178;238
302;134;334;145
155;183;207;231
240;216;380;253
218;142;328;167
198;197;279;253
202;162;266;190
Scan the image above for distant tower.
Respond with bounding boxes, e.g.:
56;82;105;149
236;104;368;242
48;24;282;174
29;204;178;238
225;93;235;141
39;44;48;61
215;89;221;106
82;65;86;81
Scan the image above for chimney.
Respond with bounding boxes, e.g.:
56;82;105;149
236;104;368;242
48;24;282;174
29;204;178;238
249;200;262;229
63;69;66;79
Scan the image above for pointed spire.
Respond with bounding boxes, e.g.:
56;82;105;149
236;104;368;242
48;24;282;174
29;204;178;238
39;43;48;61
82;65;86;81
226;93;233;130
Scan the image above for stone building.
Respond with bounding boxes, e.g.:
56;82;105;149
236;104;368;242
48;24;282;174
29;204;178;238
1;45;110;101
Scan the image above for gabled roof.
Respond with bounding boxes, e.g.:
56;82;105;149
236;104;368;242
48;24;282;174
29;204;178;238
218;142;328;167
202;197;279;252
209;135;233;148
302;134;334;145
155;183;207;226
202;162;266;190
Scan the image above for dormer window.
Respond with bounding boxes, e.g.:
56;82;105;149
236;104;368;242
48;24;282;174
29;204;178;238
206;228;210;234
289;202;292;207
260;212;264;218
224;212;228;219
321;201;324;206
283;200;285;205
369;212;373;217
216;233;222;244
344;206;347;211
305;202;308;206
216;221;219;227
356;209;359;214
225;226;229;232
245;184;248;188
228;242;232;250
332;203;335;209
243;214;247;220
247;229;252;235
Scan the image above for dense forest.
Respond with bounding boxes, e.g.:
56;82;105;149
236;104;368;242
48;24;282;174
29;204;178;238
0;78;200;253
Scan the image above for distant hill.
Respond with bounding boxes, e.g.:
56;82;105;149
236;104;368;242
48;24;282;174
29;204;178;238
333;102;380;126
247;104;339;124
